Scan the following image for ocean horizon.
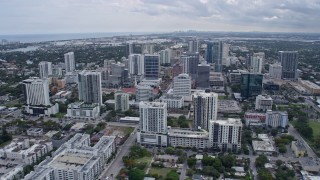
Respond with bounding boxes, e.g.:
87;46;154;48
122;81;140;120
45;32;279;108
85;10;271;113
0;32;154;43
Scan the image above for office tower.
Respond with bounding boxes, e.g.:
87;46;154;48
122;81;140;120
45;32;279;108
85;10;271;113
139;101;167;133
23;77;51;106
222;43;230;66
269;63;282;79
142;44;154;54
181;52;199;79
111;62;128;85
78;71;102;105
136;85;153;102
144;54;160;79
249;52;264;73
173;73;191;97
196;62;210;89
255;95;273;111
38;61;52;79
64;52;75;73
240;73;263;99
193;91;218;130
114;92;129;112
188;40;199;52
209;118;242;152
265;110;288;128
206;41;223;72
159;48;172;64
129;54;144;76
172;62;183;77
279;51;298;80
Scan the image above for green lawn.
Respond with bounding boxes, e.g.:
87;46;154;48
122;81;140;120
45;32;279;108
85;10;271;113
136;156;152;164
149;167;175;176
309;121;320;138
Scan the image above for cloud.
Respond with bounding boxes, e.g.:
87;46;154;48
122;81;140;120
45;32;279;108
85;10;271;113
0;0;319;34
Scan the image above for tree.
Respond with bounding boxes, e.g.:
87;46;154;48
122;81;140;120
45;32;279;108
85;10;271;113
276;160;283;167
258;168;273;180
255;155;269;168
166;170;179;180
128;168;144;180
278;144;287;153
220;154;235;169
271;129;278;136
165;147;176;155
187;158;196;168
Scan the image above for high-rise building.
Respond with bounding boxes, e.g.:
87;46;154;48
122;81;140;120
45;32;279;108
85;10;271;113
188;40;199;52
206;42;213;64
38;61;52;79
222;43;230;66
126;43;134;56
114;92;129;112
255;95;273;111
206;41;223;72
193;91;218;130
172;62;183;77
279;51;298;80
64;52;75;73
269;63;282;79
173;73;191;97
249;52;264;73
129;54;144;76
196;62;210;89
209;118;242;152
265;110;288;128
240;73;263;99
23;77;51;106
139;101;167;133
142;44;154;54
159;48;172;64
144;54;160;79
181;52;199;79
136;85;153;102
78;71;102;105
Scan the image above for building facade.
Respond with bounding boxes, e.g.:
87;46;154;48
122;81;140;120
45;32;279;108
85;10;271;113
255;95;273;111
159;94;184;109
168;129;209;149
64;52;75;73
114;92;130;112
240;73;263;99
269;63;282;79
193;91;218;130
181;52;199;79
196;63;210;89
173;73;191;97
38;61;52;79
265;110;288;128
136;85;153;102
279;51;298;80
159;48;172;64
78;71;102;105
144;54;160;79
249;52;264;73
66;102;100;120
129;54;144;76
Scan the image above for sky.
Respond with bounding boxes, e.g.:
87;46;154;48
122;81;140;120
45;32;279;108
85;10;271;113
1;0;320;34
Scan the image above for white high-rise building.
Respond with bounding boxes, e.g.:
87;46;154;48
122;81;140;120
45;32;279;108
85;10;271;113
136;85;153;102
188;40;199;53
114;92;129;112
265;110;288;128
78;71;102;105
209;118;242;152
159;48;172;64
128;54;144;76
23;77;51;106
173;73;191;97
269;63;282;79
255;95;273;111
139;101;168;133
250;52;264;73
222;43;230;66
193;91;218;130
38;61;52;79
64;52;75;73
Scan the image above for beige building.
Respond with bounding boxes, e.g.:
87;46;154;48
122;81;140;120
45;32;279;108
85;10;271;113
291;140;306;157
299;79;320;95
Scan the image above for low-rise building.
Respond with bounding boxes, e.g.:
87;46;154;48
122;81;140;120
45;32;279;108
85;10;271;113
291;140;307;157
168;128;209;149
209;72;224;87
27;128;43;136
255;95;273;111
218;100;242;113
159;94;184;109
66;102;100;120
244;112;266;126
299;79;320;95
252;134;276;155
119;116;140;123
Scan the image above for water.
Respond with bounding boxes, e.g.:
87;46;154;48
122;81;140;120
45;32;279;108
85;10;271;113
0;32;151;43
6;46;39;52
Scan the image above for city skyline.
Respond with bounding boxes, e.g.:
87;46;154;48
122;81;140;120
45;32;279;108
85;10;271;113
1;0;320;34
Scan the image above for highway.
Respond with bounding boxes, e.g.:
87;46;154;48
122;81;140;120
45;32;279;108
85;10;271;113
99;126;138;180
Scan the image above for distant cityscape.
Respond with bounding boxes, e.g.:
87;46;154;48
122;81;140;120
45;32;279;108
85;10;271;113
0;32;320;180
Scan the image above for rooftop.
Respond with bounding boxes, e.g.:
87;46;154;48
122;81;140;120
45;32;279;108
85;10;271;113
168;128;209;139
252;140;275;152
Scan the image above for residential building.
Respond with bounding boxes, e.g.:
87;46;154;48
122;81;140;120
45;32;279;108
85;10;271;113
249;52;264;73
193;91;218;130
196;62;210;89
66;102;100;120
78;70;102;105
159;94;184;109
173;73;191;97
279;51;298;80
159;48;171;64
265;110;288;128
209;118;242;152
291;140;307;157
126;43;134;56
136;85;153;102
188;40;199;53
255;95;273;111
129;54;144;76
38;61;52;79
269;63;282;79
168;129;209;149
181;52;199;79
24;134;115;180
114;92;130;112
64;52;75;73
144;54;160;79
240;73;263;99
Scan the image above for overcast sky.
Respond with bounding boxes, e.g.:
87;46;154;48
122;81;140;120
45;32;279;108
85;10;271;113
1;0;320;34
